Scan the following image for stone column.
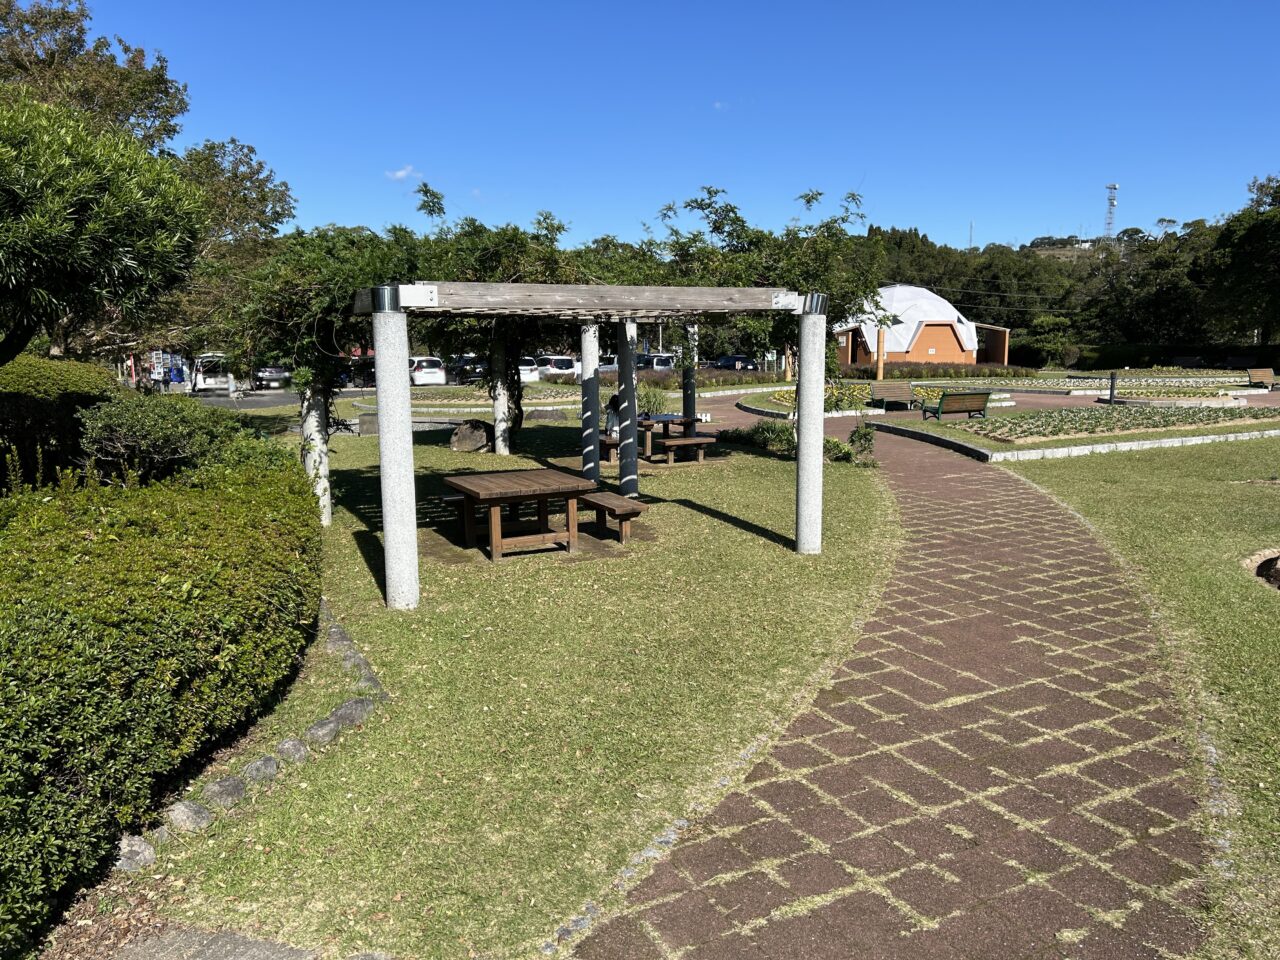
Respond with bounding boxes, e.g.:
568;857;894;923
795;293;829;555
682;322;698;431
580;321;601;482
616;319;640;497
372;286;420;609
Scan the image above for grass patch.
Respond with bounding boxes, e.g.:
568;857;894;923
1009;439;1280;959
143;425;898;958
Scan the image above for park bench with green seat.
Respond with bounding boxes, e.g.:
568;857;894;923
581;490;648;545
870;381;920;409
1247;368;1277;390
921;391;991;421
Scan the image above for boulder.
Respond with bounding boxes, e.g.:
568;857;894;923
277;738;310;763
166;800;214;833
331;697;376;729
304;717;340;746
243;756;280;783
115;835;156;872
449;419;494;452
203;776;246;809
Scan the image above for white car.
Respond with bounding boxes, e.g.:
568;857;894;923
410;356;447;386
536;355;580;380
598;354;619;374
518;356;540;383
647;353;677;372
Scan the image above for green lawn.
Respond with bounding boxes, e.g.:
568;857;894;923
144;426;898;958
1010;439;1280;959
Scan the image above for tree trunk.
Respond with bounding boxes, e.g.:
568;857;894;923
301;384;332;526
491;338;510;455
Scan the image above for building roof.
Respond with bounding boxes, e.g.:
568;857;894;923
833;284;977;353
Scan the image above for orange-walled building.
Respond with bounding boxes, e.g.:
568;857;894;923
833;284;1009;368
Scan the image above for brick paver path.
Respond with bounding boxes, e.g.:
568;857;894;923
576;434;1206;959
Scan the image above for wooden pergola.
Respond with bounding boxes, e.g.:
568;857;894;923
353;282;829;609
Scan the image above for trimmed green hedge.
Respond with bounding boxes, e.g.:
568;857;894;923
80;393;244;483
0;356;119;487
0;450;320;956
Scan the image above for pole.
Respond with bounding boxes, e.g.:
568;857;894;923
580;322;601;481
682;322;698;434
876;326;886;381
371;286;420;610
796;293;828;555
1109;370;1118;404
616;320;640;497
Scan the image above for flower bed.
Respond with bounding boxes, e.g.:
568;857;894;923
950;405;1280;443
769;383;942;412
926;376;1248;392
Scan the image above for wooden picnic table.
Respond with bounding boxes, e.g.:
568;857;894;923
443;468;596;561
638;414;696;457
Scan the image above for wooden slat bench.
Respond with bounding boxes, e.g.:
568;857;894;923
652;435;715;464
599;434;620;463
581;490;648;545
921;391;991;421
1247;368;1277;390
870;381;920;409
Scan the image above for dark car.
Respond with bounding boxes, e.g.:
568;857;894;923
448;355;488;385
252;366;293;389
714;355;759;371
341;358;376;388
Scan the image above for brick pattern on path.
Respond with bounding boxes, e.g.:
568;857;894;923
575;434;1206;960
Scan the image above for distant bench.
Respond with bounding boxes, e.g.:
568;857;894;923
922;391;991;421
870;381;920;410
653;435;715;464
581;490;648;545
1247;368;1276;390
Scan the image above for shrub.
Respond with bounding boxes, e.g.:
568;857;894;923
0;356;119;487
841;362;1036;380
848;424;878;467
719;419;875;464
636;382;670;416
80;392;244;483
0;457;321;955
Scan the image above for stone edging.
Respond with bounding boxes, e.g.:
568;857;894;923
871;420;1280;463
113;602;388;874
734;399;886;421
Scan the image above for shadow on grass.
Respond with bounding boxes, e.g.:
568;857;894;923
333;426;798;592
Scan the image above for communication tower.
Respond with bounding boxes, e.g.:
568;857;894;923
1104;183;1119;239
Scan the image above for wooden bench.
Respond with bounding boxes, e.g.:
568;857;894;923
581;490;648;545
870;381;920;409
921;391;991;421
599;434;620;462
1247;368;1276;390
652;435;715;464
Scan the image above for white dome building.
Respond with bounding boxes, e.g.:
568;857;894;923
832;284;1008;368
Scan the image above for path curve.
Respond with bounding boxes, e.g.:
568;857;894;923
575;433;1206;960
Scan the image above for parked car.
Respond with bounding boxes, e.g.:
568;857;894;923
253;365;293;389
518;356;540;383
714;354;760;371
192;353;230;392
409;355;446;386
598;354;619;373
646;353;677;372
537;355;580;380
340;358;376;388
448;355;488;385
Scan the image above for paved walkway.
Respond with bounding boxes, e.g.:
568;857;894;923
575;434;1206;959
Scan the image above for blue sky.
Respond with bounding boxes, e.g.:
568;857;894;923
94;0;1279;250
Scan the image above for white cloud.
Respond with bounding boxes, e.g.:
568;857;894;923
386;164;421;182
713;101;726;110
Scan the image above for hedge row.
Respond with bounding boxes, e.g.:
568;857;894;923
0;356;119;487
840;361;1037;380
0;445;321;955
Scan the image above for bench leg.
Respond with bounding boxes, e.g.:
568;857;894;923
566;496;578;553
618;517;631;545
538;497;549;531
487;504;503;562
696;447;705;463
666;449;675;465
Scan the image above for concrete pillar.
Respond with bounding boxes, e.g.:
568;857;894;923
795;293;829;555
580;321;601;481
491;335;510;455
616;319;639;497
682;322;698;430
372;287;420;609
